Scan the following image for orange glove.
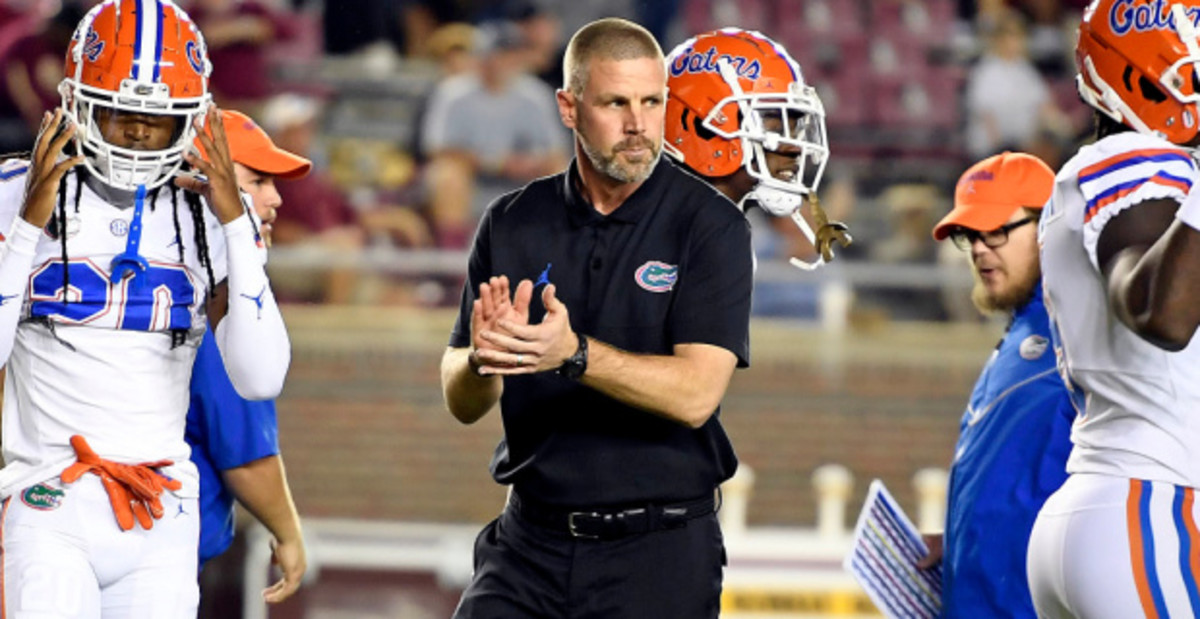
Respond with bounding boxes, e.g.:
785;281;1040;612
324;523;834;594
60;435;183;531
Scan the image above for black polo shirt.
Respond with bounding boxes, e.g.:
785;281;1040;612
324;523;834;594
449;156;753;508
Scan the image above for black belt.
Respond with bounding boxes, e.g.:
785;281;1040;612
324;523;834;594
508;490;716;540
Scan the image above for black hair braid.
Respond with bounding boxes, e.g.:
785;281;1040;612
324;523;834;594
56;174;70;304
245;202;263;241
169;186;185;264
72;172;82;213
184;191;216;299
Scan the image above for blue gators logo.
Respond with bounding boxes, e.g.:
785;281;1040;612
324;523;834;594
84;28;104;62
21;483;65;511
635;261;678;293
1109;0;1200;35
669;45;762;81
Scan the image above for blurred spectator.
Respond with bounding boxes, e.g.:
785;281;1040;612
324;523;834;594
321;0;399;55
858;183;950;321
509;1;564;89
324;0;480;58
512;0;638;88
187;0;295;114
419;20;567;248
426;22;478;77
964;9;1073;160
0;2;82;153
967;1;1089;75
263;94;433;304
258;94;368;304
1016;0;1073;77
409;22;478;158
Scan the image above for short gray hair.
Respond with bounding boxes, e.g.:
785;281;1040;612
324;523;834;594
562;18;663;96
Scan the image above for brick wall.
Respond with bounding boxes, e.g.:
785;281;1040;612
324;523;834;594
276;307;1001;528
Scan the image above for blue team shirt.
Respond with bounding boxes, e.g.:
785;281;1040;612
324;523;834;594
941;284;1075;617
185;328;280;568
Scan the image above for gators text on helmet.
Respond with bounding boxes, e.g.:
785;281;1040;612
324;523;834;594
1077;0;1200;144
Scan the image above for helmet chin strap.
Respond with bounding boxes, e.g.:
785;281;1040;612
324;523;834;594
751;183;804;216
786;207;826;271
110;184;151;289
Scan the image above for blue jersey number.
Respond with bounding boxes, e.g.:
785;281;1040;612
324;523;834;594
30;260;196;331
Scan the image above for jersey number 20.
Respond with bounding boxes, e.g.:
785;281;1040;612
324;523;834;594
29;259;196;331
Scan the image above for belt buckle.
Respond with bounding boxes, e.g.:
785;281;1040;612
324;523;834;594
568;511;602;539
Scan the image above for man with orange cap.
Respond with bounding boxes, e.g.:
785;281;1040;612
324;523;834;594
916;151;1075;617
186;109;310;604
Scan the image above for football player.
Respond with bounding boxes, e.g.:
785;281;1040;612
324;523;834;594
1028;1;1200;616
663;28;849;269
0;1;290;616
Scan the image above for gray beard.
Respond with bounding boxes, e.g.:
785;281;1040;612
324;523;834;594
580;139;660;184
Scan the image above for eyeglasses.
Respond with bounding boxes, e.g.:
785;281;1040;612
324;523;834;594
949;217;1036;251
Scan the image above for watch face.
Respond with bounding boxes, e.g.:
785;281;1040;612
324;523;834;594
559;355;581;379
559;335;587;380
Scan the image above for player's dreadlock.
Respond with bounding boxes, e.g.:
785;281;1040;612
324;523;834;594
48;171;85;303
169;185;185;263
181;186;217;300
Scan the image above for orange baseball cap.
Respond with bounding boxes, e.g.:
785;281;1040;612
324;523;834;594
932;151;1055;241
214;109;312;180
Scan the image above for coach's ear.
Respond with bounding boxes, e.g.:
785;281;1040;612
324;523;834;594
557;89;577;130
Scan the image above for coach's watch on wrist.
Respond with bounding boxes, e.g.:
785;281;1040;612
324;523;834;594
557;333;588;381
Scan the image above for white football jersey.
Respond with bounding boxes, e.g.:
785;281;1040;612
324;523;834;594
1040;132;1200;487
0;160;232;499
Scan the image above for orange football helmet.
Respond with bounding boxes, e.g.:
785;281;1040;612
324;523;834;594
664;28;828;215
1076;0;1200;144
60;0;212;190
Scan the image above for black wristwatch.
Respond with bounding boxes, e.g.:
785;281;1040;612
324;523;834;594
557;333;588;380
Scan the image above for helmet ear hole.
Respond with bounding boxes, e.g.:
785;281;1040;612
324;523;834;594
682;108;720;142
1138;75;1168;103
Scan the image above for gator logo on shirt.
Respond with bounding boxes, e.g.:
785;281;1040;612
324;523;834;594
1019;334;1049;360
21;483;65;511
635;261;678;292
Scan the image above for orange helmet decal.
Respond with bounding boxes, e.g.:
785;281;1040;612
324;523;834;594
664;29;829;216
1077;0;1200;144
60;0;212;190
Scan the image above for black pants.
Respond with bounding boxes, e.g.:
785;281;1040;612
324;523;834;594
453;503;726;619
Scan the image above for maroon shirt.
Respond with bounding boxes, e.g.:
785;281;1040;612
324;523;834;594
275;172;358;233
0;25;66;121
189;2;292;101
